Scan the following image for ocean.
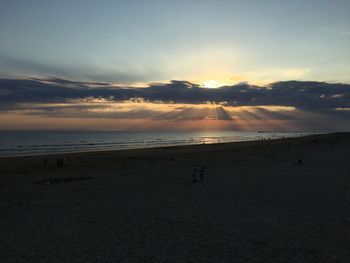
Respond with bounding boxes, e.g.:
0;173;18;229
0;131;315;157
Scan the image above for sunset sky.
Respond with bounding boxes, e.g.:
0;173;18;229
0;0;349;131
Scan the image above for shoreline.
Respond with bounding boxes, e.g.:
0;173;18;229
0;132;326;159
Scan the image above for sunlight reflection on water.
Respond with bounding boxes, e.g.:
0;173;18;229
0;131;317;157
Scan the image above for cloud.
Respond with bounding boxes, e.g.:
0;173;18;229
0;53;159;84
0;77;349;130
1;77;349;108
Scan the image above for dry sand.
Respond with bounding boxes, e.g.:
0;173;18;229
0;133;350;262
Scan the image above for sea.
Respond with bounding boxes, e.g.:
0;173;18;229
0;131;317;157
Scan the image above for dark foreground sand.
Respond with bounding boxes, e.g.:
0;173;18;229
0;133;350;262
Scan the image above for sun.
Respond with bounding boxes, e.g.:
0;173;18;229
203;80;225;89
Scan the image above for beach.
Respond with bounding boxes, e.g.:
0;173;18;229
0;132;349;262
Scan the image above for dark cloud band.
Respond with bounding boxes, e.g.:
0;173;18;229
0;78;349;110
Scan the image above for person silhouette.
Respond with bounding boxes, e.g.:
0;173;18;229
199;166;205;181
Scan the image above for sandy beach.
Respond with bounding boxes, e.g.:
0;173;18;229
0;133;349;262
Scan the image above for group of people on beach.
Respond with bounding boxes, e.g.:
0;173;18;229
192;166;206;183
42;156;71;167
57;157;71;167
57;157;65;167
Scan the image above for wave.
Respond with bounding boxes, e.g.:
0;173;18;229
0;131;316;157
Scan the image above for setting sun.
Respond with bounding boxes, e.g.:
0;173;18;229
203;80;225;89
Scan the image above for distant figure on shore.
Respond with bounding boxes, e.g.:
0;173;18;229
67;157;72;166
199;166;205;181
43;157;48;165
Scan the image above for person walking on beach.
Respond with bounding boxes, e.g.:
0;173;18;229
199;166;205;181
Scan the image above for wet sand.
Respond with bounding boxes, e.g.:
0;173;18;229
0;133;350;262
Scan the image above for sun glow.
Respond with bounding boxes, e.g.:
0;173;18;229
203;80;225;89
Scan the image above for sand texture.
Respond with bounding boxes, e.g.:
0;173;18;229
0;133;350;262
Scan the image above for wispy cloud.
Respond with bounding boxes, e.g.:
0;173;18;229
0;54;161;84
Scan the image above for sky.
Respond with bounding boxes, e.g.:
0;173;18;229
0;0;349;131
1;0;350;84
